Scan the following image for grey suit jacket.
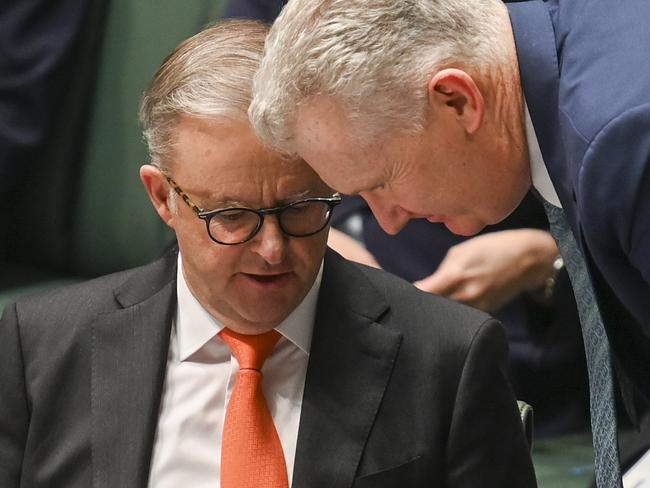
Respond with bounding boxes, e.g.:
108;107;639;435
0;247;536;487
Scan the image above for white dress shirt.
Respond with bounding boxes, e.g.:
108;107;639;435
147;254;322;488
525;102;563;208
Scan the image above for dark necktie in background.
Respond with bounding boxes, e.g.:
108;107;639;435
542;200;622;487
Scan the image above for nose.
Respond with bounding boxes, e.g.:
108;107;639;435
250;216;287;265
361;192;411;235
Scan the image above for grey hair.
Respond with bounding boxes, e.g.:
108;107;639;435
140;19;269;169
250;0;509;153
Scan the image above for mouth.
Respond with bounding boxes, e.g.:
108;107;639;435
240;272;293;287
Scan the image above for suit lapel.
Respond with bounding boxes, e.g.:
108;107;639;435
91;251;176;488
292;251;402;488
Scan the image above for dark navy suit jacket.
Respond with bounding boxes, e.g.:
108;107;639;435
508;0;650;415
223;0;287;22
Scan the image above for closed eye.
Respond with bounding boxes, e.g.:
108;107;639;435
286;201;312;213
213;209;249;222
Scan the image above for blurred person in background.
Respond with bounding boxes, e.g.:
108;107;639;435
0;0;102;262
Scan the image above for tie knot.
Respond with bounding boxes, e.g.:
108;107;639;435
219;328;281;370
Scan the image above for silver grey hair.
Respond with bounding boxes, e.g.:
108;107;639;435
250;0;510;153
140;20;269;169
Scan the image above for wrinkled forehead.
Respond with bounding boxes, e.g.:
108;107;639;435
170;116;331;205
295;96;356;144
293;97;391;193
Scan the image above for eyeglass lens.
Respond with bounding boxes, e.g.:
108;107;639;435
208;200;333;244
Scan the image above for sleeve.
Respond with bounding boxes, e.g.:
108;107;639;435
580;106;650;289
0;303;29;487
445;319;537;488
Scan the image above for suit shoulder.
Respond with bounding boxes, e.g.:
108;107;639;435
353;261;495;341
12;268;130;316
6;249;176;327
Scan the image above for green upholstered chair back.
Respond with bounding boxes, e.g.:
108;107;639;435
72;0;225;277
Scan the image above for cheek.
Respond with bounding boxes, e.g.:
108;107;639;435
387;184;428;212
291;234;329;274
176;225;210;264
177;227;242;281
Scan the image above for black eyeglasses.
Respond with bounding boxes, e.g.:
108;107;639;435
155;166;341;245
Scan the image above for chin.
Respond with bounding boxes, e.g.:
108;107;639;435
443;218;486;237
235;300;297;330
227;321;284;335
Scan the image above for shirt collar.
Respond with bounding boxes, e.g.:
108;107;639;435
175;253;322;361
525;102;562;208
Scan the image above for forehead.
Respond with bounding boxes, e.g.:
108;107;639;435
294;98;393;194
171;116;328;203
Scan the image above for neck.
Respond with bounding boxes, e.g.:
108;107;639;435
499;9;529;175
480;30;528;181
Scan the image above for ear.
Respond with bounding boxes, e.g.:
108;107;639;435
139;164;176;229
427;68;485;134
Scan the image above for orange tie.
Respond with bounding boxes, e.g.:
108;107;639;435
219;328;289;488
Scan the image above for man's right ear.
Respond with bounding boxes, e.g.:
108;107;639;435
139;164;175;228
427;68;485;135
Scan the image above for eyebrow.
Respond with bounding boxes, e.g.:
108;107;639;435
202;189;316;210
342;182;383;196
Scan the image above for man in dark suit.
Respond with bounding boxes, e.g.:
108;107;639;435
249;0;650;481
0;19;535;487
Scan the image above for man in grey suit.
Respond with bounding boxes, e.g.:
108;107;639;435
0;20;535;487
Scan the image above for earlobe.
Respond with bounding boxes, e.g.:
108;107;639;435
427;68;485;134
139;164;175;228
